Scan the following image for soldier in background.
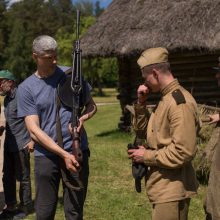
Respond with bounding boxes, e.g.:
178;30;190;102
0;92;4;142
204;57;220;220
128;47;199;220
0;83;4;141
0;70;34;220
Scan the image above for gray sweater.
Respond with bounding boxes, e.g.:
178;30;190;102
4;88;30;152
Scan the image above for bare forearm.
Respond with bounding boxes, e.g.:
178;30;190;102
25;115;79;172
29;127;69;158
25;115;69;159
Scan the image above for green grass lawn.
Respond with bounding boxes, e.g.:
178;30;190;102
84;104;206;220
92;88;119;104
25;88;207;220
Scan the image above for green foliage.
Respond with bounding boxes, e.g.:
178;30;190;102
0;0;7;68
74;0;94;16
0;0;117;87
56;15;118;89
83;57;118;90
94;1;104;17
194;123;217;185
56;15;96;66
56;31;73;66
3;0;75;80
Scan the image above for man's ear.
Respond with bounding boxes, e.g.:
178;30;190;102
152;68;159;80
32;53;37;61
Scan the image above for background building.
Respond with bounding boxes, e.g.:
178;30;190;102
81;0;220;130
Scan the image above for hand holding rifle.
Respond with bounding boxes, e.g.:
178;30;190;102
128;145;146;163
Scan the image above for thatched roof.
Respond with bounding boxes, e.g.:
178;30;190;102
81;0;220;57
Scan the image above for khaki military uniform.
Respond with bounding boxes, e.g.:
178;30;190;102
133;79;199;204
204;122;220;220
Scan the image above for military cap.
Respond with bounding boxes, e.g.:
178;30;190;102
0;70;16;81
137;47;169;69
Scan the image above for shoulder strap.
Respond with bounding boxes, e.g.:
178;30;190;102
172;89;186;105
56;92;64;148
56;91;83;191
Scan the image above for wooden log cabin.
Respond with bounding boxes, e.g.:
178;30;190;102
81;0;220;130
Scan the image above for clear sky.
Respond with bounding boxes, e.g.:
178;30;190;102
9;0;112;8
72;0;112;8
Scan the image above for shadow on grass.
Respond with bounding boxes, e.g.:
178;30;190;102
96;129;125;137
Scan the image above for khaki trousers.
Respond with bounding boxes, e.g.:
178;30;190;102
152;198;190;220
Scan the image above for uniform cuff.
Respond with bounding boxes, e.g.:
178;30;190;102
134;103;147;112
143;150;157;166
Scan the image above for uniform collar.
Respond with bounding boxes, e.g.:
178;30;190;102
161;79;180;96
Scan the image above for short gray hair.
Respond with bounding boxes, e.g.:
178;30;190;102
32;35;57;55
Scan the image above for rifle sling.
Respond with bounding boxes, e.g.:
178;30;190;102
56;92;83;191
132;137;147;193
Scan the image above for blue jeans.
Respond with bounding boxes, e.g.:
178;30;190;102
2;148;32;207
34;150;89;220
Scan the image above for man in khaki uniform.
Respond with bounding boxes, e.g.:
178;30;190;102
204;57;220;220
128;47;199;220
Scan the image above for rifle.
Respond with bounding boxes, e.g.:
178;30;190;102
71;10;83;169
125;104;148;193
69;9;84;189
127;139;147;193
57;10;84;191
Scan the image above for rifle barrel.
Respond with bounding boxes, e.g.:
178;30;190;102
76;10;80;40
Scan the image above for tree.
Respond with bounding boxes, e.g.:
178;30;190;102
57;12;118;94
0;0;7;68
82;57;118;95
94;1;104;17
74;0;93;16
56;15;96;66
52;0;74;32
1;0;118;89
3;0;74;80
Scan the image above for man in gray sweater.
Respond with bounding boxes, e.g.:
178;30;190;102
0;70;34;220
